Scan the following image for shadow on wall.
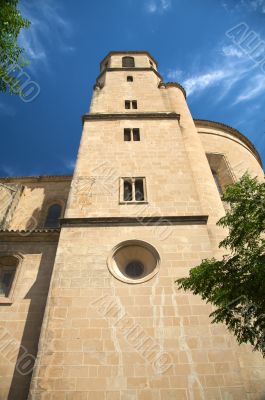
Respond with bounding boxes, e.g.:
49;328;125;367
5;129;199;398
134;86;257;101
25;207;41;231
7;248;57;400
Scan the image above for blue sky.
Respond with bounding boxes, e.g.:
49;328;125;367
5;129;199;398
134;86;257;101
0;0;265;176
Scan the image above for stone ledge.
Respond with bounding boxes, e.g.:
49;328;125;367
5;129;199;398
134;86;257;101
100;51;158;69
0;175;72;183
95;67;162;85
82;112;180;123
158;82;187;98
61;215;208;227
0;229;60;242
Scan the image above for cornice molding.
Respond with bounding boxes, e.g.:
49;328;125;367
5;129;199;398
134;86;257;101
61;216;208;227
100;51;158;69
0;175;72;184
95;67;162;86
194;119;262;167
0;229;60;242
82;112;180;123
158;82;187;98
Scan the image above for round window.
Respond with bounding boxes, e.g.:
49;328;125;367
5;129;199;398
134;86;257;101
107;240;160;284
125;261;144;278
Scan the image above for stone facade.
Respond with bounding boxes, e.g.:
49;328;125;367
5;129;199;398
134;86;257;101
0;176;71;399
0;52;264;399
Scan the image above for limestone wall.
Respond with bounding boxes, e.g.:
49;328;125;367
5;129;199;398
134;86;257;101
0;240;58;400
0;177;72;231
29;225;265;399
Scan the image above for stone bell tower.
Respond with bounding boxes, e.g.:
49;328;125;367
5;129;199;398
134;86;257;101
29;51;265;399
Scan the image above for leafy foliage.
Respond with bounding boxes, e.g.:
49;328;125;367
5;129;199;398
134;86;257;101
0;0;30;95
176;174;265;356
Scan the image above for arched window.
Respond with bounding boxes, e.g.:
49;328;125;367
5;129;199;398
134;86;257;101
44;204;62;228
0;255;19;298
122;56;135;68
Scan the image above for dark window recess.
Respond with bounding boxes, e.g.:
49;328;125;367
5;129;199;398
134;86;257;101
104;61;108;69
0;269;15;297
135;179;144;201
124;180;133;201
211;170;223;196
150;60;153;67
133;128;140;141
125;261;144;278
127;76;133;82
122;56;135;68
124;129;131;141
125;100;137;110
44;204;62;228
124;128;140;141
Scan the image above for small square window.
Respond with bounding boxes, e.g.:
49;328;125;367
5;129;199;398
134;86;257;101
125;100;138;109
127;76;133;82
120;177;147;203
123;128;140;141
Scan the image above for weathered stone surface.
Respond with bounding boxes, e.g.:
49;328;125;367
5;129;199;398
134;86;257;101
0;52;264;399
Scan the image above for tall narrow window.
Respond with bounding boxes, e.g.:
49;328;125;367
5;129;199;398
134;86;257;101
211;170;223;196
44;204;62;228
150;60;154;67
122;56;135;68
124;180;133;201
0;268;15;297
132;101;137;109
121;178;146;203
206;154;234;198
125;100;130;109
0;256;18;298
133;128;140;141
135;179;144;201
127;76;133;82
124;129;131;141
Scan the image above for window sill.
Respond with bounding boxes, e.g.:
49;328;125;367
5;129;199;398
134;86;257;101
0;297;13;305
119;201;148;205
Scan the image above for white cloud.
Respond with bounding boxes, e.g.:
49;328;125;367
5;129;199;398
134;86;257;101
166;69;183;81
183;70;229;96
222;45;244;58
247;0;265;13
233;74;265;104
18;0;74;73
145;0;171;14
166;41;265;105
62;158;76;172
222;0;265;13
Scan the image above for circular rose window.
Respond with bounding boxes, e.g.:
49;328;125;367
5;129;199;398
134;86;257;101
107;240;160;284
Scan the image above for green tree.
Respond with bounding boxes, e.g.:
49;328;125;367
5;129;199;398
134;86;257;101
176;174;265;356
0;0;30;95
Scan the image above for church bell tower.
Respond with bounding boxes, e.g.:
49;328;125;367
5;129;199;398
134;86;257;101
29;51;265;399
